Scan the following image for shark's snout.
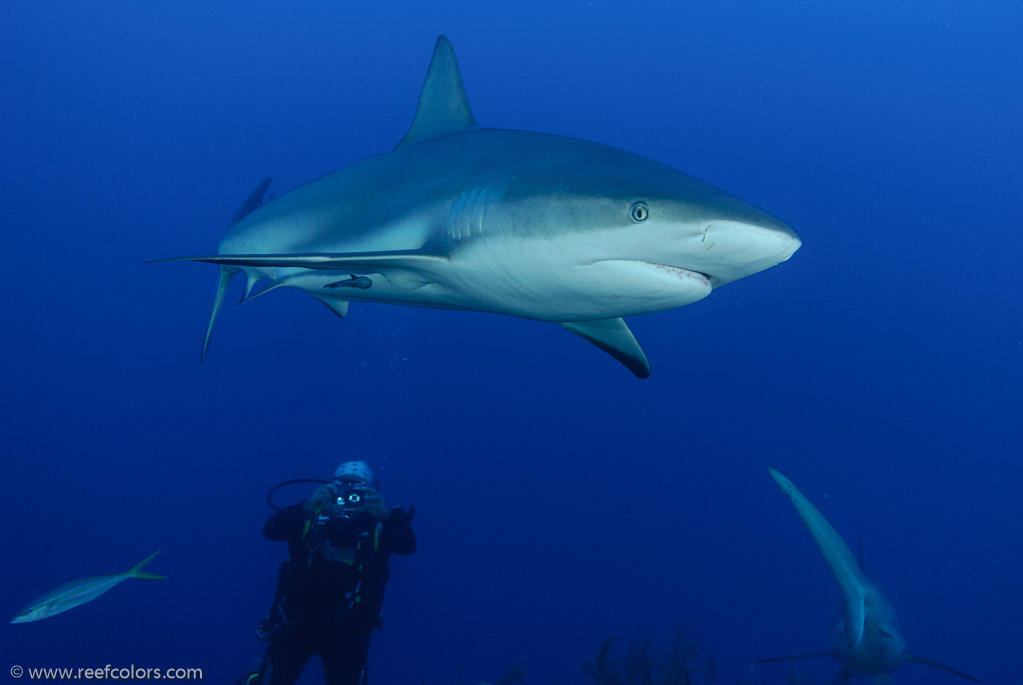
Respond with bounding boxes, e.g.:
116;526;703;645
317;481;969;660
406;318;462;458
706;219;801;262
699;218;801;286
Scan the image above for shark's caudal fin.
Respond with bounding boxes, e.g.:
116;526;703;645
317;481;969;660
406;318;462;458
202;266;237;362
756;652;832;664
126;551;166;581
560;319;650;378
199;179;272;361
395;35;476;149
903;653;981;682
767;467;868;649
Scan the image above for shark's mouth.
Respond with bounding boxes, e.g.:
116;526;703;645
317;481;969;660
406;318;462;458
648;263;712;288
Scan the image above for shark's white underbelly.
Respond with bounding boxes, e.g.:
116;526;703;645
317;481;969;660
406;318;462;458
268;237;714;321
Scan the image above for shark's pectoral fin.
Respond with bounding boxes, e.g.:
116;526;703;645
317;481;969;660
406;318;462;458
903;653;980;683
396;35;476;149
842;589;866;649
756;652;832;663
559;318;650;378
203;266;238;362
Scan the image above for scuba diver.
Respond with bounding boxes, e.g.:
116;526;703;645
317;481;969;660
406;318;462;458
240;461;416;685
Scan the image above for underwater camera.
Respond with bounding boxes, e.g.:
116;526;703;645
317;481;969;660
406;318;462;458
337;485;368;512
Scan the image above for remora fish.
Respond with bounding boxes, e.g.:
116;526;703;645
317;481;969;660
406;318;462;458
11;551;165;623
159;36;801;378
761;468;979;682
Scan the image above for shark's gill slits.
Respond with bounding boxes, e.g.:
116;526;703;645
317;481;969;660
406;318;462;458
447;185;493;242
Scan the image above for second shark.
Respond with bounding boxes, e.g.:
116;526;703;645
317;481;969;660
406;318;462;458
761;468;979;682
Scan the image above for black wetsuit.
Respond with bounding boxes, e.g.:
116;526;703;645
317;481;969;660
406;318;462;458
256;503;415;685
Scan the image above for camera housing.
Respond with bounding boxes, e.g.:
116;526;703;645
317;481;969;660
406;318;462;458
336;485;368;512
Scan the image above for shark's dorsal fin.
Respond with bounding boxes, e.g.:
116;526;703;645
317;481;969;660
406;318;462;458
231;178;271;226
559;318;650;378
903;653;981;682
396;35;476;149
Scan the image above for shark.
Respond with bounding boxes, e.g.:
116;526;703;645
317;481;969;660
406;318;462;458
158;36;801;377
760;467;979;682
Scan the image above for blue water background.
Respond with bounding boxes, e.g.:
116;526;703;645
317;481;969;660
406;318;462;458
2;1;1020;683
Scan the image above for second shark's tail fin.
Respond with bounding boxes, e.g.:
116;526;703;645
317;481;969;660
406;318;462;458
756;652;832;663
903;653;981;682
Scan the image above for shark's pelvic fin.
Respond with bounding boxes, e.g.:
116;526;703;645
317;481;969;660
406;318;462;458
396;35;476;149
903;653;981;682
310;294;350;319
203;266;238;362
231;178;271;226
559;318;650;378
767;467;868;649
756;652;832;664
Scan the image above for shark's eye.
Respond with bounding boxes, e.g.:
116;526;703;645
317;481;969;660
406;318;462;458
630;202;649;223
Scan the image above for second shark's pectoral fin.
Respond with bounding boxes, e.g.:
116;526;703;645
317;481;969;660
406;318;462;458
203;266;238;362
559;318;650;378
903;653;981;683
842;588;866;649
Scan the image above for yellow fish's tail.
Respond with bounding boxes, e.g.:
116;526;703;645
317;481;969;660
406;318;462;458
127;551;166;580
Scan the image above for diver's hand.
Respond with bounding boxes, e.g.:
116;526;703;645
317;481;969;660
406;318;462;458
303;483;337;514
361;488;390;520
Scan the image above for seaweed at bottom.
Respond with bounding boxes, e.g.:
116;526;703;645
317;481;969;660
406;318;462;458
582;627;716;685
